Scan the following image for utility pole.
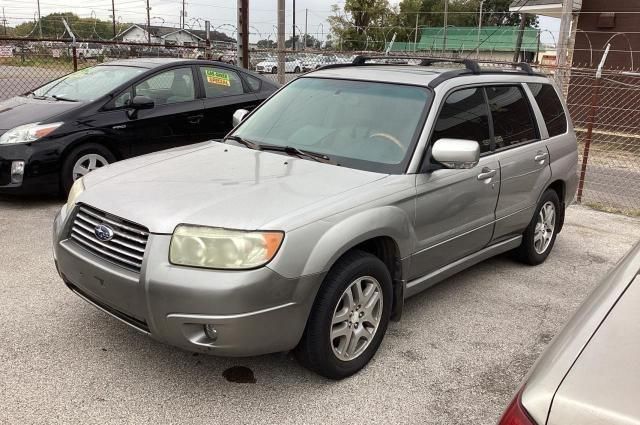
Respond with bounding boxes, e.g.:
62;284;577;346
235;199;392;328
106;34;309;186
277;0;285;84
111;0;116;37
442;0;448;53
292;0;296;51
2;8;7;36
181;0;185;29
37;0;43;38
413;13;419;52
146;0;151;43
556;0;574;91
476;0;484;58
304;8;308;50
237;0;248;69
513;13;527;62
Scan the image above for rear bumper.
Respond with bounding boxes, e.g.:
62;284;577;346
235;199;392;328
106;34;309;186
53;207;323;356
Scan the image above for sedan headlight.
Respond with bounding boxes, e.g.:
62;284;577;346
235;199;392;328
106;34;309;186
169;225;284;270
66;177;84;209
0;122;63;145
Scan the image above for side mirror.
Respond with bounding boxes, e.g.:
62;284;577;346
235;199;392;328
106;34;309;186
130;95;154;110
431;138;480;169
232;109;249;127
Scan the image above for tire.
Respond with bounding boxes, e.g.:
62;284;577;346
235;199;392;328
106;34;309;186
514;189;561;265
61;143;116;194
295;250;392;380
294;66;301;73
271;66;277;74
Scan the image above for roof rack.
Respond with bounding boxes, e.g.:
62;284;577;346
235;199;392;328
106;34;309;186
315;55;545;87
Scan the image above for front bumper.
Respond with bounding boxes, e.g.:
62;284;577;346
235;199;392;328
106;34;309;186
0;142;61;194
53;207;323;356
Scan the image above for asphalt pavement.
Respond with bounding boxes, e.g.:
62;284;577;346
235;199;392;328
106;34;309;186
1;200;638;424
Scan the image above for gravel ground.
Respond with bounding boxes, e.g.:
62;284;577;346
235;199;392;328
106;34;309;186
1;200;638;425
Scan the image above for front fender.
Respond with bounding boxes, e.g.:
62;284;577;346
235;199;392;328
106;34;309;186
269;205;415;280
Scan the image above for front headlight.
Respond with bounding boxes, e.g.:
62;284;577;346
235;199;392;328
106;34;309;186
169;225;284;270
66;177;84;209
0;122;63;145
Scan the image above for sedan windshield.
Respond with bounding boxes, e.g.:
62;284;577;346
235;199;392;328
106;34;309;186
31;65;145;102
231;77;432;173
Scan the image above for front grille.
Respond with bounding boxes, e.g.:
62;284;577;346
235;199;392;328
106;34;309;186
70;204;149;273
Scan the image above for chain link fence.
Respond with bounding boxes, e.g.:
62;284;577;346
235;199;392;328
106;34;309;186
1;39;638;214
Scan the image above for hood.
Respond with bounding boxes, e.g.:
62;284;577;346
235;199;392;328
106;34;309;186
80;142;387;234
0;96;82;131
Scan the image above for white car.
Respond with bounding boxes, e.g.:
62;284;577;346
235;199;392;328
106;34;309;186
255;57;302;74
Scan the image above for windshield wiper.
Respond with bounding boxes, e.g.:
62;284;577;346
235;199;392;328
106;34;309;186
260;144;336;164
50;94;78;102
225;135;262;150
225;136;336;164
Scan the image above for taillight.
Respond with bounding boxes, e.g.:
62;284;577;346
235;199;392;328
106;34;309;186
498;388;536;425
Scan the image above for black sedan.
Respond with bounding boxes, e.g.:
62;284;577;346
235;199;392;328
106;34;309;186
0;58;278;194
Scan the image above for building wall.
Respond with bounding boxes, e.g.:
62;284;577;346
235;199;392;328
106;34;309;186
121;27;162;44
163;31;201;46
572;0;640;69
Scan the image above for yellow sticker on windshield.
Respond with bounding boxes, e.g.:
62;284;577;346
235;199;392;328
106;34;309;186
205;70;231;87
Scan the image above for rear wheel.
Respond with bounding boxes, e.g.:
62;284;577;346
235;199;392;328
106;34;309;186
295;250;392;379
514;189;560;265
271;66;277;74
61;143;115;194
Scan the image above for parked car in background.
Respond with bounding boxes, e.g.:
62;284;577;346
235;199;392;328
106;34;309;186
301;55;340;72
0;58;278;195
255;56;302;74
499;241;640;425
77;42;104;60
53;57;577;379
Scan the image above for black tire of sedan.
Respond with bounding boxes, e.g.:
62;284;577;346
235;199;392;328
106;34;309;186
295;250;392;379
61;143;116;194
294;66;301;73
514;189;561;265
271;66;277;74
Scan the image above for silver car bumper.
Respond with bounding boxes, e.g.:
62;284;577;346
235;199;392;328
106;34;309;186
53;206;323;356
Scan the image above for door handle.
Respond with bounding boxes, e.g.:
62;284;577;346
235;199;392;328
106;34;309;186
477;167;497;181
534;151;549;162
187;114;204;124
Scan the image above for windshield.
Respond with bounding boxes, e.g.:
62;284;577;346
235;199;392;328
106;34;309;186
32;65;145;102
231;77;431;173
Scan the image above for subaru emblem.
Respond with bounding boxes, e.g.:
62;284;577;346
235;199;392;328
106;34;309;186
94;224;114;242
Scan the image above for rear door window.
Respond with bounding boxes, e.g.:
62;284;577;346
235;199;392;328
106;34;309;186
486;85;538;149
527;83;567;137
199;66;245;98
431;87;492;154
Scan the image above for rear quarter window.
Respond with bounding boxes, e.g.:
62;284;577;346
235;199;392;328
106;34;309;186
527;83;568;137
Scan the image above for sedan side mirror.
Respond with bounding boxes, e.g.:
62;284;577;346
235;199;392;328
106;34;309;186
431;138;480;169
232;109;249;127
130;95;155;110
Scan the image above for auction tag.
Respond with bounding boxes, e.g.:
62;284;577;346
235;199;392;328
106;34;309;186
205;70;231;87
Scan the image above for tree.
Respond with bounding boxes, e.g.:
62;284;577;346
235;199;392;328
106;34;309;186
257;39;276;49
14;12;120;39
328;0;390;50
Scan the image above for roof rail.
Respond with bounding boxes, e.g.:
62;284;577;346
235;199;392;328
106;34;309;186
314;55;545;87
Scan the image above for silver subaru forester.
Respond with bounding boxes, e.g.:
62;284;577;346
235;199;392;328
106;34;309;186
53;57;578;379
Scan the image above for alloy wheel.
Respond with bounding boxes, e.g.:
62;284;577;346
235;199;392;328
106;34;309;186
534;201;556;254
330;276;383;361
72;153;109;180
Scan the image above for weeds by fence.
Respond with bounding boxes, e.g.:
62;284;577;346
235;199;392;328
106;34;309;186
0;38;638;214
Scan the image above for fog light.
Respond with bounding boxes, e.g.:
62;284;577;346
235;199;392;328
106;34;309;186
11;161;25;184
204;324;218;341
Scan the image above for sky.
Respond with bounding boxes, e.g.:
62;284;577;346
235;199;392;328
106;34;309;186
1;0;560;45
